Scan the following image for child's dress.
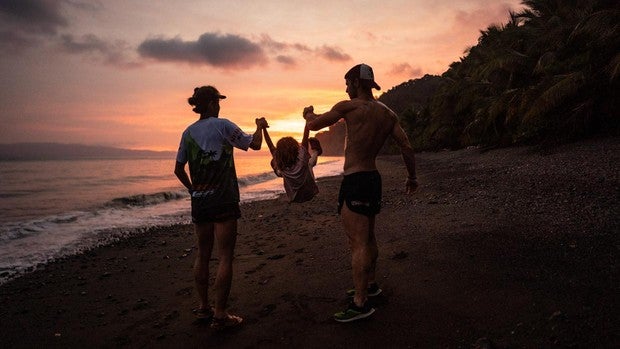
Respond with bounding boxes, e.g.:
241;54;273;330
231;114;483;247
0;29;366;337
276;145;319;203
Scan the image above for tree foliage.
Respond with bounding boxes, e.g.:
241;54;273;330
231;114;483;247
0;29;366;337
389;0;619;150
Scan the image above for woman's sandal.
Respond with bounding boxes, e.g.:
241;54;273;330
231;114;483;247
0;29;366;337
210;314;243;330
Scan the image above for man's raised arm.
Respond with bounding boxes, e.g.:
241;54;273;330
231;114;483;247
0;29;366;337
303;101;354;131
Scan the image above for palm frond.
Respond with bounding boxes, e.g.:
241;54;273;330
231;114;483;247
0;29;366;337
523;72;586;123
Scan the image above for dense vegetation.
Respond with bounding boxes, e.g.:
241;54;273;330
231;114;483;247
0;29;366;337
318;0;618;153
396;0;619;150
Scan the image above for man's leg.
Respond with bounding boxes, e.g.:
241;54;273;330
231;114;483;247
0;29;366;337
213;219;238;318
341;204;374;307
368;216;378;286
194;222;215;311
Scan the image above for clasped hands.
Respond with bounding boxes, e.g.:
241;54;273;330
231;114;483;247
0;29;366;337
302;105;314;120
255;117;269;129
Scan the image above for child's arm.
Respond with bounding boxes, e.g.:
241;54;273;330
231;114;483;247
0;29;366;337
262;125;276;155
301;124;310;150
261;124;281;176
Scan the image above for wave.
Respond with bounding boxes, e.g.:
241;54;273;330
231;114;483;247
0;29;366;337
1;191;188;242
107;190;188;208
0;212;87;242
0;201;191;284
237;171;278;187
123;174;174;182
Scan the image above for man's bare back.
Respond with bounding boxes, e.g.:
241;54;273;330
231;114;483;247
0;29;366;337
339;98;399;174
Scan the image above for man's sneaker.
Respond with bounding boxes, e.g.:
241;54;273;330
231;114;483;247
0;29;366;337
334;302;375;323
346;282;383;298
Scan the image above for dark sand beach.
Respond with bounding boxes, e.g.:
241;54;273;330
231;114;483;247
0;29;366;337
1;138;618;348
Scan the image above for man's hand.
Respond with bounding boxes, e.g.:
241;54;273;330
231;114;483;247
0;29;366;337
405;178;418;194
303;106;314;120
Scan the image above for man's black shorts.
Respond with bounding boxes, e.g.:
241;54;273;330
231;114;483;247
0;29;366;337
338;170;382;216
191;200;241;223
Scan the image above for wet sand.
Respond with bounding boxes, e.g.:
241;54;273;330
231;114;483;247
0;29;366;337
1;137;618;348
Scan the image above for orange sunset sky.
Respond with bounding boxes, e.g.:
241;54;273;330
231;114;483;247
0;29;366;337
0;0;524;151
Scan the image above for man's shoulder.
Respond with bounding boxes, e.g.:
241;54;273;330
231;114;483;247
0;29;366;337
342;98;393;111
333;99;362;112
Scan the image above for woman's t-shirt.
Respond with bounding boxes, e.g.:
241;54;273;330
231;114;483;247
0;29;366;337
176;117;252;207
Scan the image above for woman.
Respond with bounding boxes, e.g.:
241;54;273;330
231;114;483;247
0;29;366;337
174;85;267;330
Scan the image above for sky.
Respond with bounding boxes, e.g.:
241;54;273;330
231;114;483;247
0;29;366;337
0;0;524;151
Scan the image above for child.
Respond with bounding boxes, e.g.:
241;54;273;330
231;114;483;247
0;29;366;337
261;121;319;203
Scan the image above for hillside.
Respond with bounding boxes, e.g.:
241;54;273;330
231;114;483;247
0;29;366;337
0;143;176;161
378;74;446;115
400;0;619;150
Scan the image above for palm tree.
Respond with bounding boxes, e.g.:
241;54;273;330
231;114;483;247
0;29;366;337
398;0;618;149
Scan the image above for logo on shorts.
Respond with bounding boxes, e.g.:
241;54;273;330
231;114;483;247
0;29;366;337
192;190;216;197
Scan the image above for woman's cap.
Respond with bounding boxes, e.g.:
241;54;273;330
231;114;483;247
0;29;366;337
344;63;381;90
193;86;227;102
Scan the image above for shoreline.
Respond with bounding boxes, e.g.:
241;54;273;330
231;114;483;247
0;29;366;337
1;137;618;348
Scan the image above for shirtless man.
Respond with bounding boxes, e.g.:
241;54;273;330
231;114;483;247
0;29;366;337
304;64;418;322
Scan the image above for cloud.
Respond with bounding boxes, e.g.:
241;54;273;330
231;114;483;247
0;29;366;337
361;31;378;42
0;0;68;35
138;32;268;69
389;63;423;78
138;32;351;69
0;0;107;56
260;34;311;53
316;45;351;62
60;34;140;68
0;30;32;51
452;3;514;33
260;34;350;66
65;0;103;13
276;55;297;67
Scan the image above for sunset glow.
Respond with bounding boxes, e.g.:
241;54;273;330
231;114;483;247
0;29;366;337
0;0;524;151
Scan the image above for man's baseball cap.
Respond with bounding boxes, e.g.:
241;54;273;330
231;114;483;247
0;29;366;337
344;63;381;90
193;86;227;102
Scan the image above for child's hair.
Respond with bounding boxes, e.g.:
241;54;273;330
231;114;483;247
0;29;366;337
275;137;300;170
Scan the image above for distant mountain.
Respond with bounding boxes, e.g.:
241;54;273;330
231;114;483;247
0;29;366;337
378;74;446;115
314;120;346;156
0;143;176;161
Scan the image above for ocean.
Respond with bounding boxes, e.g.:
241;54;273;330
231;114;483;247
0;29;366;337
0;152;344;284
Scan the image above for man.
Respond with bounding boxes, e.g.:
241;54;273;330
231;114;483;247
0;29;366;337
174;85;267;330
304;64;418;322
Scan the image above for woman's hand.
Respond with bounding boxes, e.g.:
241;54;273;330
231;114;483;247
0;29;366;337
256;117;269;129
